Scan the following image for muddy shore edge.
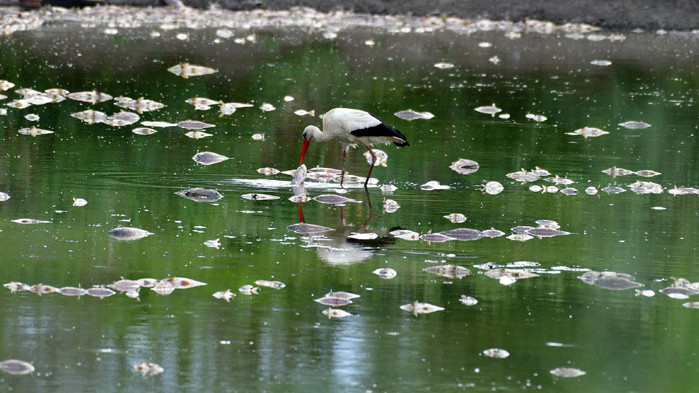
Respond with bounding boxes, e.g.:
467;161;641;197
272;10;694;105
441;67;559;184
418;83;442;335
2;0;699;31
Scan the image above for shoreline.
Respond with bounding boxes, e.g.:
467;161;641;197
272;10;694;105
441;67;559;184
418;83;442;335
0;0;698;31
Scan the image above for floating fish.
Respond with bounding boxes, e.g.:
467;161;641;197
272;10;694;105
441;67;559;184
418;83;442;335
72;197;88;207
3;282;29;293
164;277;206;289
363;149;388;167
525;113;547;122
602;166;634;177
434;62;454;69
291;164;307;186
383;199;400;213
635;289;655;297
286;222;333;235
251;133;266;141
151;281;175;296
682;302;699;309
322;308;352;319
254;280;286;289
175;188;223;203
106;111;140;126
390;229;420;241
132;127;157;136
219;103;237;116
288;195;312;203
203;238;221;249
259;103;276;112
668;186;699;196
29;283;59;295
18;127;54;136
108;227;153;241
0;359;35;375
507;233;534;242
550;367;586;378
134;362;164;376
241;193;280;201
439;228;481;241
5;99;31;109
635;169;661;177
313;194;361;205
137;278;158;288
315;296;352;306
579;271;643;290
239;284;259;295
601;186;626;194
256;167;280;176
585;186;599;195
185;97;220;107
400;301;444;316
0;80;15;91
449;158;479;175
213;289;235;302
559;187;578;196
474;103;502;116
109;278;141;292
141;121;177;128
480;228;505;238
619;121;650;129
423;264;471;279
177;120;215;130
167;63;217;78
420;181;450;191
482;181;504;195
192;151;229;166
420;232;455;243
394;109;434;121
373;267;397;279
59;286;88;297
459;295;478;306
86;287;116;299
325;291;360;300
12;218;50;224
590;59;612;66
566;127;609;138
294;109;315;117
184;130;213;139
482;348;510;359
115;97;165;113
506;169;540;184
380;184;398;193
529;185;543;192
347;232;378;240
24;113;39;121
628;181;663;195
67;90;112;104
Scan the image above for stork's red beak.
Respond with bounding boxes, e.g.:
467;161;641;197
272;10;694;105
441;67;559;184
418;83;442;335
299;138;311;164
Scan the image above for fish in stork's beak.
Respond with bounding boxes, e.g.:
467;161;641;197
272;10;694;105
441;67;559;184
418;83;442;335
299;135;312;164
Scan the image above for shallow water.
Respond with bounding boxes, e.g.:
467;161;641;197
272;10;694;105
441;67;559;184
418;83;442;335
1;9;698;392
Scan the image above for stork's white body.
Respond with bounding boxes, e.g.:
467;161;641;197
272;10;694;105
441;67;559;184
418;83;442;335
299;108;409;187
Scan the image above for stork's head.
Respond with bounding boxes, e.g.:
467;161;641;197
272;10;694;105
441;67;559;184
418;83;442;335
299;125;319;164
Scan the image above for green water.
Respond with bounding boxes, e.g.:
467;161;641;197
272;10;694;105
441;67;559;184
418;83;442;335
0;17;698;393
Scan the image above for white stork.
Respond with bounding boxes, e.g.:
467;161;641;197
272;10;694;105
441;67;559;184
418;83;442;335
299;108;410;187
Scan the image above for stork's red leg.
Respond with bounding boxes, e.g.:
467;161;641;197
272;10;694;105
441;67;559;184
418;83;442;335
340;146;348;187
364;145;376;188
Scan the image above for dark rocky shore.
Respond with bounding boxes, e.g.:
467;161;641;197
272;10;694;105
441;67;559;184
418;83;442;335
2;0;699;31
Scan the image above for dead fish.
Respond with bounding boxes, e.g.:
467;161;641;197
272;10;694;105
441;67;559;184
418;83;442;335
400;301;444;316
481;228;505;238
59;286;88;297
585;186;599;195
288;195;311;203
185;97;220;107
363;149;389;167
254;280;286;289
420;232;455;243
67;90;112;104
11;218;50;224
566;127;609;138
482;348;510;359
506;169;540;184
5;99;32;109
420;181;451;190
151;281;175;296
175;188;223;203
219;103;238;116
177;120;215;130
141;121;177;128
86;287;116;299
559;187;578;196
18;127;54;136
203;238;221;249
590;59;612;66
322;308;352;319
184;131;213;139
449;158;480;175
507;233;533;242
526;227;570;238
423;264;471;279
394;109;434;121
618;121;651;129
433;62;454;69
286;222;333;235
459;295;478;306
116;97;165;113
381;184;398;193
682;302;699;309
313;194;361;205
72;197;88;207
109;278;141;292
525;113;547;122
389;229;420;241
251;133;266;141
550;367;586;378
444;213;467;223
24;113;39;121
291;164;307;185
29;283;59;295
315;296;352;306
325;291;360;300
134;362;164;376
535;219;560;229
0;80;15;91
294;109;315;117
108;227;153;241
4;282;29;293
259;103;276;112
635;169;661;177
602;166;635;177
373;267;397;279
601;186;626;194
257;167;280;176
125;289;141;300
132;127;157;136
192;151;229;166
136;278;158;288
0;359;35;375
167;62;217;78
164;277;206;289
239;285;259;295
474;103;502;116
635;289;656;297
439;228;481;241
212;289;235;302
241;193;280;201
579;271;643;290
482;181;504;195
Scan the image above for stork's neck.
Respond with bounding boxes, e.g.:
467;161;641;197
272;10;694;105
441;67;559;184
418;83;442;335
306;125;333;142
